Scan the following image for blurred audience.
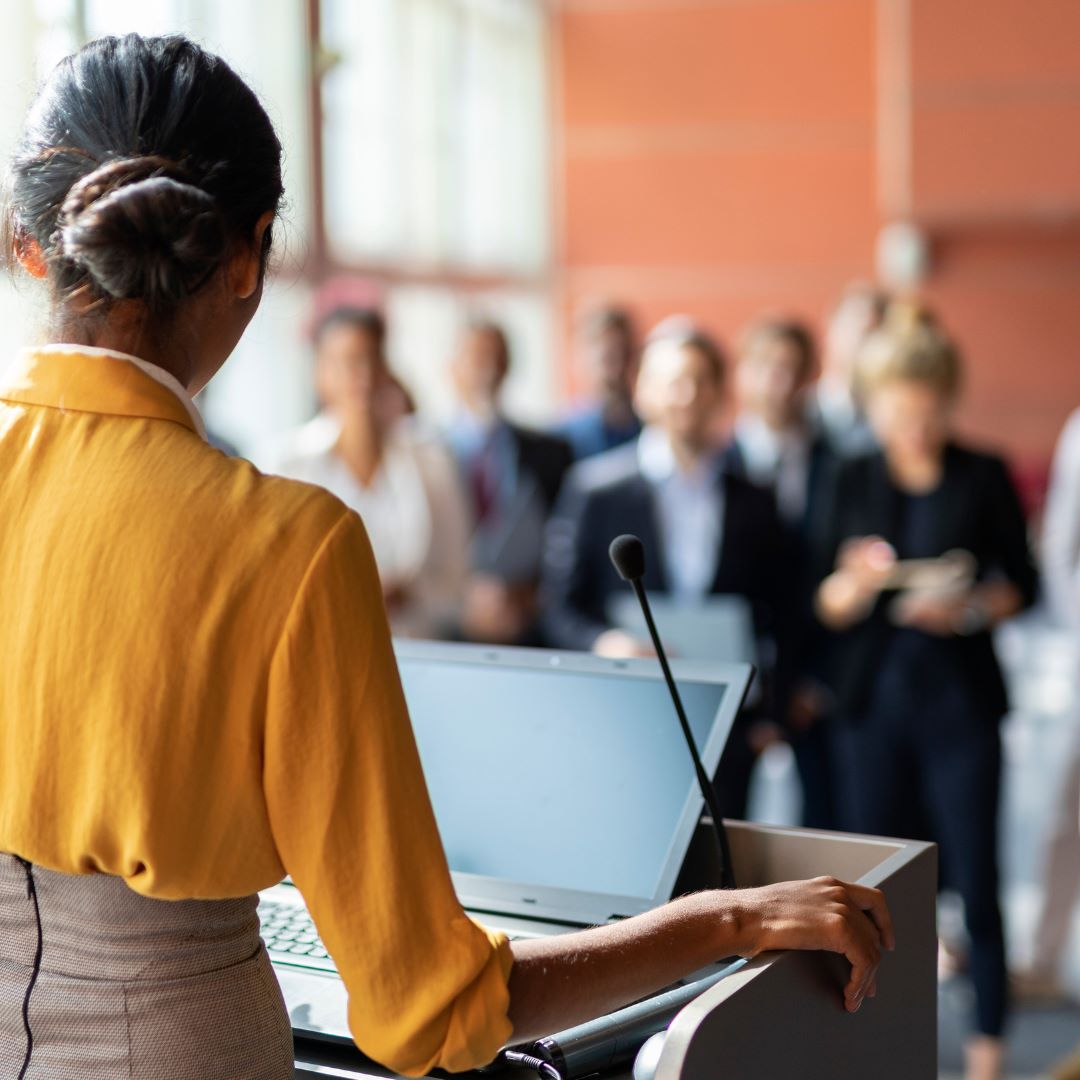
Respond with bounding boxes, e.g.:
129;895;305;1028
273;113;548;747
273;306;469;638
543;325;791;819
247;273;1078;1073
728;316;837;828
812;282;888;456
446;319;573;644
1012;407;1080;1003
814;306;1037;1080
555;305;642;461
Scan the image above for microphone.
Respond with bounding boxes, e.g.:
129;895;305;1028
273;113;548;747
608;534;736;889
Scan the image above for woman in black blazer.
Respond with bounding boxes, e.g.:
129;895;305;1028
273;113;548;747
814;310;1036;1080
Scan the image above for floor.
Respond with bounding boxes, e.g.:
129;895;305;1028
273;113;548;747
745;610;1080;1079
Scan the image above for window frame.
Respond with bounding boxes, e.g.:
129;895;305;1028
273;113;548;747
299;0;556;296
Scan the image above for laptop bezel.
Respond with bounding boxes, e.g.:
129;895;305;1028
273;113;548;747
392;640;752;925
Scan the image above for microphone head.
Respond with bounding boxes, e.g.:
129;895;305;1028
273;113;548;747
609;534;646;582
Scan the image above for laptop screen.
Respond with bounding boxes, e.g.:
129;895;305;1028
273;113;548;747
397;653;734;909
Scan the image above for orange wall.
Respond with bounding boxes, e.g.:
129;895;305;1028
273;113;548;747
554;0;1080;470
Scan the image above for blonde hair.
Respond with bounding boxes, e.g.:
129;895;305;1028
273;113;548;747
855;302;962;401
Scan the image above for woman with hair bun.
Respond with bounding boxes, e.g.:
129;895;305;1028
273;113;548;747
814;307;1037;1080
0;33;893;1080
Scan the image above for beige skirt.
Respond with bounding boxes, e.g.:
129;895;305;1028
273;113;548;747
0;854;294;1079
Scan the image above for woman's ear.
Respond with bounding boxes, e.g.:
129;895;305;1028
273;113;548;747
228;210;276;301
13;230;48;279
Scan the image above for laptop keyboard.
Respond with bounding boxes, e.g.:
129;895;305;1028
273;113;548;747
259;898;336;973
259;897;531;975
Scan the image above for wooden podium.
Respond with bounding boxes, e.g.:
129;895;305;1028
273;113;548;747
295;821;937;1080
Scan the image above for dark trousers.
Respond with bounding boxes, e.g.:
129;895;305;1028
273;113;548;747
713;712;757;821
833;678;1007;1038
714;713;837;828
790;720;837;830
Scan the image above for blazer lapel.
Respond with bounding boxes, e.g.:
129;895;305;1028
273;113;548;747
720;438;747;481
867;452;904;547
710;472;739;594
629;474;671;592
928;444;967;550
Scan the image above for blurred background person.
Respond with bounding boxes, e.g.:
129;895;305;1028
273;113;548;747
274;305;469;639
447;319;573;644
729;316;829;532
727;316;837;828
543;325;792;819
554;304;642;461
1012;407;1080;1004
812;283;889;457
814;308;1037;1080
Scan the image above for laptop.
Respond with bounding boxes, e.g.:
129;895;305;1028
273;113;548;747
261;641;752;1047
606;593;757;666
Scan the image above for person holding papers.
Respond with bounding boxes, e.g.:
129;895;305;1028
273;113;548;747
0;34;893;1079
814;306;1035;1080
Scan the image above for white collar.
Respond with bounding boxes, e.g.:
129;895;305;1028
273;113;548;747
637;425;719;487
735;413;807;457
33;343;207;441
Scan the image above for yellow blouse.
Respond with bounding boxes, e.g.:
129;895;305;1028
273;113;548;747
0;346;512;1076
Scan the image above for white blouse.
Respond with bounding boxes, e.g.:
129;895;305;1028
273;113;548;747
272;414;470;638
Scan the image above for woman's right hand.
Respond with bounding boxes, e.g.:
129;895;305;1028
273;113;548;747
734;876;895;1013
508;875;895;1044
816;537;897;629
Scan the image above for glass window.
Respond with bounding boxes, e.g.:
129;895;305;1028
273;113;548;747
321;0;549;275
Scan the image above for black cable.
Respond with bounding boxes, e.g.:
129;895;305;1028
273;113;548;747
14;857;43;1080
500;1048;564;1080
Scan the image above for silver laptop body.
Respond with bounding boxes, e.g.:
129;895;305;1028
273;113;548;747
263;640;752;1045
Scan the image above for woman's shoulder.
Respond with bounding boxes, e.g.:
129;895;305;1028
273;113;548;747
199;444;361;560
830;446;886;488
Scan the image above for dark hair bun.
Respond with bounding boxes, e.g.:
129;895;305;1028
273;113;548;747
59;156;226;308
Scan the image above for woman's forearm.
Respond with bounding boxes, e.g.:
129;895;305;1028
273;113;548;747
506;891;743;1043
505;877;893;1044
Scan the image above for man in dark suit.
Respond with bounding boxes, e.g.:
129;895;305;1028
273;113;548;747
725;317;839;828
543;325;792;818
447;319;573;644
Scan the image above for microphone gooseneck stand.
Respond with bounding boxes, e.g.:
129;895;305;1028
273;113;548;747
608;533;736;890
499;535;743;1080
